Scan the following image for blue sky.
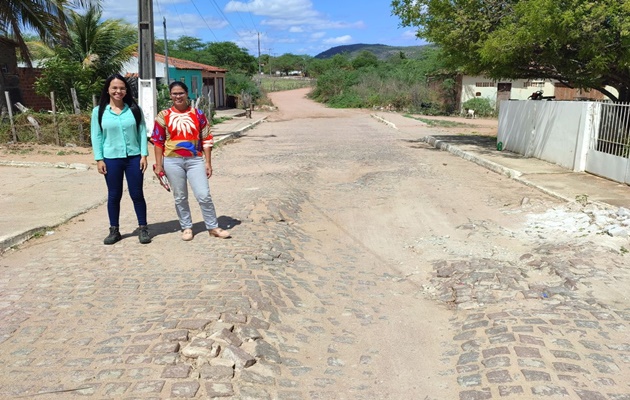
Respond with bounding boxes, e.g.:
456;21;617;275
101;0;427;57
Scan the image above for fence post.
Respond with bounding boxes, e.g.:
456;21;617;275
4;91;17;142
51;91;60;146
70;88;84;144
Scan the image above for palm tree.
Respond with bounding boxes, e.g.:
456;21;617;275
65;5;137;78
0;0;102;65
0;0;63;65
34;5;137;110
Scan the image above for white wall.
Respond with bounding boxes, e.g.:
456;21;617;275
462;76;561;108
121;57;167;79
498;100;592;171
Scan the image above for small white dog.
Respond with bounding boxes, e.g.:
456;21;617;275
465;109;475;119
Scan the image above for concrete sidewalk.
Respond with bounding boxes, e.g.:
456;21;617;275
371;112;630;209
2;109;628;253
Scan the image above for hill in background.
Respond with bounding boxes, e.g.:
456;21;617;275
314;43;432;60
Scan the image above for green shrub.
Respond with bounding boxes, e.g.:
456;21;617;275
462;97;495;117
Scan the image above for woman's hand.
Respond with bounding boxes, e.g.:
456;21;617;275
140;156;148;173
206;163;213;178
153;163;164;177
97;160;107;175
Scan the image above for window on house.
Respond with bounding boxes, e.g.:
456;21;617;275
524;80;545;88
475;82;494;87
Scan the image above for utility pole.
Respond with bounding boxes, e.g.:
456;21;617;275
138;0;156;139
163;17;170;84
257;32;262;76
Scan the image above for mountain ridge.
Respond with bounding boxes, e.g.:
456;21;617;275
314;43;431;60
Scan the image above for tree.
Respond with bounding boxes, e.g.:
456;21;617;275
351;50;379;70
391;0;630;102
204;41;257;75
0;0;63;65
35;5;136;110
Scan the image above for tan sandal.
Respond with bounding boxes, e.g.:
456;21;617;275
209;228;231;239
182;228;194;241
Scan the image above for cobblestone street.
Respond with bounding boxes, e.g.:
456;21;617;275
1;89;629;399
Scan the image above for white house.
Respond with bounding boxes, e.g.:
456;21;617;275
459;75;618;111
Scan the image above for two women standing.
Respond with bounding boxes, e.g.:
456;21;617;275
91;75;230;244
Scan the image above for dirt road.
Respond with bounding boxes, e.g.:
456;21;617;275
1;88;629;399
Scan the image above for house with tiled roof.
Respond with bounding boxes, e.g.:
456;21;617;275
122;53;228;108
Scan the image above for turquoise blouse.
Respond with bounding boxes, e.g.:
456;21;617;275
90;104;148;161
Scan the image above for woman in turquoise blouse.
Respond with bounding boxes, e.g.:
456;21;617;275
90;74;151;245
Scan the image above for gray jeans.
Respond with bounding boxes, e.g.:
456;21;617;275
163;156;218;230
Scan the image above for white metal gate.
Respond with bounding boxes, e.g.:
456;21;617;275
586;103;630;184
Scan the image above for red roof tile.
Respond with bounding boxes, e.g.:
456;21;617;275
133;52;227;72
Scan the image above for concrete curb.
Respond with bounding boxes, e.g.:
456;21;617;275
371;114;397;129
0;160;91;170
421;135;576;203
214;116;268;146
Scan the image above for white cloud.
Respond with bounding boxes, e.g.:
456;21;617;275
310;32;325;39
289;26;303;33
323;35;352;45
402;30;419;39
225;0;319;19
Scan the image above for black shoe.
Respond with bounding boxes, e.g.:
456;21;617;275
138;225;151;244
104;226;121;245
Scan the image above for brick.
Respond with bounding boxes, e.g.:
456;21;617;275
241;369;276;385
161;364;191;378
553;362;590;374
459;389;491;400
575;320;600;329
551;350;580;360
457;374;482;387
531;385;569;396
522;318;547;325
131;380;165;394
514;346;542;358
210;328;243;347
521;369;551;382
482;346;510;358
178;319;211;330
488;333;515;344
200;365;234;380
498;385;524;396
463;320;490;330
519;335;544;346
247;316;271;330
458;352;480;365
220;313;247;324
205;382;234;397
170;381;200;398
457;364;480;373
223;345;256;368
163;330;189;342
482;356;511;368
486;370;512;383
573;390;607;400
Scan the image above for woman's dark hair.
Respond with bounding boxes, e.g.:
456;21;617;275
97;74;142;130
169;81;188;93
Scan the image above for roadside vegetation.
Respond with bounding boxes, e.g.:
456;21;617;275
4;0;627;144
